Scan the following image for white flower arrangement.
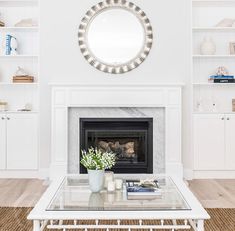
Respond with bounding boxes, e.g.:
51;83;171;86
80;147;116;170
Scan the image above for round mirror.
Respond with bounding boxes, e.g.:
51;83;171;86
87;8;144;65
78;0;153;74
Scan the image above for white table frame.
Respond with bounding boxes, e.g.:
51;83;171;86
28;176;210;231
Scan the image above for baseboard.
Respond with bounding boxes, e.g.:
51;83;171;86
0;170;40;178
38;168;50;180
193;170;235;179
0;169;49;179
183;168;194;180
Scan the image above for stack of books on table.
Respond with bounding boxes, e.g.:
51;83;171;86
209;75;235;83
126;180;161;200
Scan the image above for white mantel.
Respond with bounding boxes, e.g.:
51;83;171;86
50;83;184;179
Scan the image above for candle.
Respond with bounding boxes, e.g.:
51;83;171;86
104;171;114;188
115;179;123;190
107;181;115;192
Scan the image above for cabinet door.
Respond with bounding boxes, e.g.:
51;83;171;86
225;115;235;170
194;114;225;170
0;116;6;169
6;114;38;170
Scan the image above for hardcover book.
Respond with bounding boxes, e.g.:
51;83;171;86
126;180;161;199
210;75;234;80
213;79;235;83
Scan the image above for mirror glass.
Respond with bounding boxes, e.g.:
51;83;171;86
87;9;145;65
78;0;153;74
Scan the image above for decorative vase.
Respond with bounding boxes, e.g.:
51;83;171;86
200;37;216;55
10;36;18;55
88;169;104;192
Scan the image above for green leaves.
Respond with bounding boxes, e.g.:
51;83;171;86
80;147;116;170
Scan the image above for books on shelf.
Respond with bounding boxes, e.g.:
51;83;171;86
0;21;5;27
209;75;235;83
126;179;161;200
213;79;235;83
12;75;34;83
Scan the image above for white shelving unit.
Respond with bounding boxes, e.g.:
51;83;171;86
0;55;38;57
0;0;39;173
0;0;39;111
0;82;38;85
193;54;235;58
191;0;235;177
193;27;235;31
0;26;38;31
192;0;235;114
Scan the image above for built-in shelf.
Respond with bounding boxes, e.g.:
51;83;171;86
193;27;235;31
0;55;38;58
193;0;235;7
0;27;38;31
0;110;38;114
194;111;235;114
0;0;38;7
193;55;235;58
0;82;38;86
193;82;235;86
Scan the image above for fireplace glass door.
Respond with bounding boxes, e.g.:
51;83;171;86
80;118;153;174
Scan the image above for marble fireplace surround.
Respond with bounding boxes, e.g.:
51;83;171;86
50;84;184;179
68;107;165;174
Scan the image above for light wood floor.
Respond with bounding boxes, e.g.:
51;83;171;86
0;179;47;207
188;179;235;208
0;179;234;208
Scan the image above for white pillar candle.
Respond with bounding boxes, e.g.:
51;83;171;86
115;179;123;190
104;171;114;188
107;181;115;192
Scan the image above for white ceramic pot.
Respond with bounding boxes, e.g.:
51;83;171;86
200;37;216;55
88;169;104;192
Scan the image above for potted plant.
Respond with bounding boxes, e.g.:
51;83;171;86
80;147;116;192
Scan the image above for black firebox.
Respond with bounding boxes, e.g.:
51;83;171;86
79;118;153;174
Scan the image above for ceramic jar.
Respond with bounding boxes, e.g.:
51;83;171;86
200;37;216;55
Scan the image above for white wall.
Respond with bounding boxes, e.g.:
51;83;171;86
40;0;192;173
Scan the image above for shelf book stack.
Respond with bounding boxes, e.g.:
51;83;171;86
209;75;235;83
126;180;161;200
12;75;34;83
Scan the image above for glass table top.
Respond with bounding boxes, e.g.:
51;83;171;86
47;176;191;211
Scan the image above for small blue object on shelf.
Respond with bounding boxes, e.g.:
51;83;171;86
5;34;12;55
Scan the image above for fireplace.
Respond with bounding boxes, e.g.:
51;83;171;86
79;118;153;174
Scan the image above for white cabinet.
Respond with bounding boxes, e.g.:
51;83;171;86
0;113;38;170
194;114;235;171
194;114;225;170
225;115;235;170
0;116;6;169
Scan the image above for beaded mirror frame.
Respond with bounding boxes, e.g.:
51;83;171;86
78;0;153;74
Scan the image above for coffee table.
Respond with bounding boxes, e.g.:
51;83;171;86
28;176;209;231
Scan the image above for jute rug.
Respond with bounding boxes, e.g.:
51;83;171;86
0;207;234;231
